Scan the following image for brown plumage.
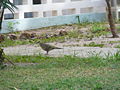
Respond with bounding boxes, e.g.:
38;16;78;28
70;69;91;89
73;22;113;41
38;42;62;54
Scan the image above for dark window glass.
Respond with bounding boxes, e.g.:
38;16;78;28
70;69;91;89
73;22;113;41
4;14;14;19
13;0;22;5
24;12;33;18
33;0;41;4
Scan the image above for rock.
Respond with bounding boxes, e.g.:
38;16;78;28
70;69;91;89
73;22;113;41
45;34;51;39
59;30;68;36
19;33;31;40
30;33;36;39
37;36;46;39
8;34;17;40
53;34;58;37
0;34;5;42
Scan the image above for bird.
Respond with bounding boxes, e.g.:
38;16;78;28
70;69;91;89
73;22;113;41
37;42;62;55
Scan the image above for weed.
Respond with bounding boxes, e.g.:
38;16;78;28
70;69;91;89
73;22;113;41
90;23;107;33
84;42;104;48
115;45;120;48
109;41;120;44
7;22;19;32
0;39;31;47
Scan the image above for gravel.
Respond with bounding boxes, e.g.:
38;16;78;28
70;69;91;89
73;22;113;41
3;44;120;58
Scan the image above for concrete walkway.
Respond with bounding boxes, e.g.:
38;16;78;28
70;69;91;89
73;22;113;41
3;44;120;57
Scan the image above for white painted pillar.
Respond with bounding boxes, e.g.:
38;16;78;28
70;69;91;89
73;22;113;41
76;8;80;14
47;0;52;3
114;0;119;19
19;11;24;19
57;10;62;16
28;0;33;5
39;12;43;17
66;0;71;3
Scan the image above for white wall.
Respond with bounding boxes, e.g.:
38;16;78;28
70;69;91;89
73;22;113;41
4;0;106;19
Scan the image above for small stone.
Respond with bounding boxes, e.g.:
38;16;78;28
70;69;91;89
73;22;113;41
59;30;68;36
30;33;36;39
8;34;17;40
37;36;46;39
53;34;58;37
19;33;31;40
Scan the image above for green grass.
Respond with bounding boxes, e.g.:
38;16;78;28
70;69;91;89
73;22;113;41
84;42;104;48
109;41;120;44
115;45;120;48
116;25;120;31
0;36;66;47
0;39;31;47
89;22;109;37
90;23;107;33
0;53;120;90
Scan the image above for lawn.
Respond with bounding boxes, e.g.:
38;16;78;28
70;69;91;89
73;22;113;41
0;22;120;90
0;54;120;90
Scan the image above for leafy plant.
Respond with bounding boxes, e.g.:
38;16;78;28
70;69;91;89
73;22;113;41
0;0;18;30
91;23;107;33
84;42;104;48
7;22;19;32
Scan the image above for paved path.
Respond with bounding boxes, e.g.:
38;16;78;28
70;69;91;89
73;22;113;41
3;44;120;57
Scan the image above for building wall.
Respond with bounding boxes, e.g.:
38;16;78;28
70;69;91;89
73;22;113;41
114;0;120;19
4;0;106;19
0;13;106;33
0;0;107;33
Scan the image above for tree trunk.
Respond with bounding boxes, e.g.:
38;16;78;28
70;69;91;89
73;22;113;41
0;48;7;69
105;0;119;38
0;48;4;66
0;8;4;30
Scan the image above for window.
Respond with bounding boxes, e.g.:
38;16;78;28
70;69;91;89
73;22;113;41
14;13;19;19
94;7;106;13
80;7;93;13
13;0;22;5
33;0;41;4
118;12;120;19
43;11;51;17
52;0;65;3
13;0;27;5
43;10;57;17
24;12;33;18
111;0;114;6
71;0;82;2
41;0;47;4
62;8;76;15
33;12;39;17
52;10;57;16
117;0;120;6
4;14;14;19
24;12;38;18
